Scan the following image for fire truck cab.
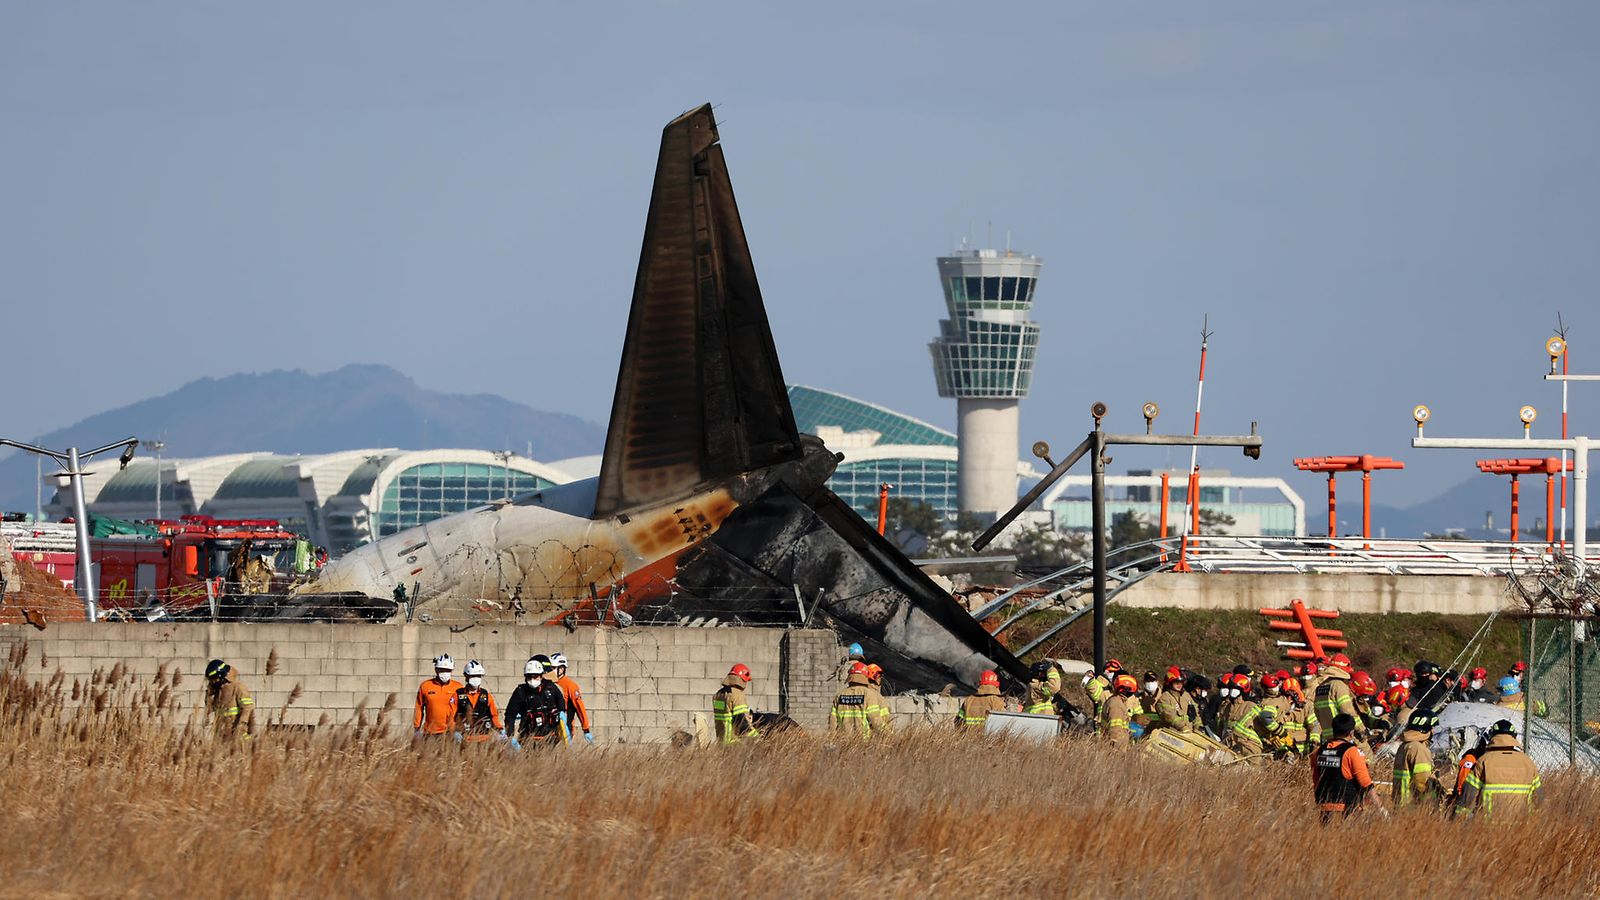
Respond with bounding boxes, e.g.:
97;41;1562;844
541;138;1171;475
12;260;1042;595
94;516;301;613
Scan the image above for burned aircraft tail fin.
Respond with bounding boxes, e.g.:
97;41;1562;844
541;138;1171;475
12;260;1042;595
594;104;802;519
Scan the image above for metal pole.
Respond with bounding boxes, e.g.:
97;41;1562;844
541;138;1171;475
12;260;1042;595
67;447;98;622
1547;472;1556;548
1576;436;1589;572
876;483;890;535
1327;473;1337;537
155;446;162;520
34;456;41;522
1091;430;1108;674
1562;345;1570;547
1158;472;1170;563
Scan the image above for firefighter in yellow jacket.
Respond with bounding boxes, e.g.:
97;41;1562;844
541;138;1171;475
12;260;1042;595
712;663;760;744
1102;673;1139;747
1151;667;1194;732
1455;719;1542;818
1393;709;1440;808
1314;654;1364;743
1083;658;1123;730
832;661;891;738
205;658;256;739
1025;661;1060;715
956;670;1007;729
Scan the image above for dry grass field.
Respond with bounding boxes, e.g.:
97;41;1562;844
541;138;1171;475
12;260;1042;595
3;645;1597;899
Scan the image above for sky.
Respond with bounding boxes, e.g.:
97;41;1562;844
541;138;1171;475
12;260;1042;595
2;3;1598;506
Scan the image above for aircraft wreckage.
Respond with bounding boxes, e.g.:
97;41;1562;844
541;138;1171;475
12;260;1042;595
297;103;1024;689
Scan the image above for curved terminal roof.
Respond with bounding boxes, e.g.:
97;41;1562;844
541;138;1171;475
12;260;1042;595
788;385;955;448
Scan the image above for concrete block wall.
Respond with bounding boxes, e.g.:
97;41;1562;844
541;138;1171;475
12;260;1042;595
780;629;842;731
0;622;789;745
1117;572;1511;616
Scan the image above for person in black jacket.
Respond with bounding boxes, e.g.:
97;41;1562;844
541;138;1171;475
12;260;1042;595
504;658;570;748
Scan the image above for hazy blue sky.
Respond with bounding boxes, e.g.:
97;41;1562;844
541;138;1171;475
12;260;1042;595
3;3;1597;505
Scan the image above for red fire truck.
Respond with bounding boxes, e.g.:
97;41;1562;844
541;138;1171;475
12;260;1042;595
90;516;302;614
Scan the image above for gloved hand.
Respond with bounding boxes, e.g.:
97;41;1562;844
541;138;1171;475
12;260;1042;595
509;738;522;751
583;731;594;745
452;732;463;744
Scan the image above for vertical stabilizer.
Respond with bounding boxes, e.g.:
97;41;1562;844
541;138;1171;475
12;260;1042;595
594;103;801;518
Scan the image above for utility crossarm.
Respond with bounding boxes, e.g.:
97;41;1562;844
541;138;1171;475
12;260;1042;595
1411;433;1590;571
974;408;1263;672
1545;375;1600;381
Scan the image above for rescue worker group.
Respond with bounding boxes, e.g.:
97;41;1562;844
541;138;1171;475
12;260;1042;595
200;643;1542;818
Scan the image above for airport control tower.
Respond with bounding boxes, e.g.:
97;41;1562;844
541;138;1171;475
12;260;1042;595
929;248;1042;519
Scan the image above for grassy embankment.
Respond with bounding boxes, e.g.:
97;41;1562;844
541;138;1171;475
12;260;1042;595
2;640;1593;898
1004;606;1524;678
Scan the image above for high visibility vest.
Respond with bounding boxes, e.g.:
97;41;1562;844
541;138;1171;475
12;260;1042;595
713;687;757;744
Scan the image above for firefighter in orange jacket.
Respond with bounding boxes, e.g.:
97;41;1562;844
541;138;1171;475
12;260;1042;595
414;653;462;737
455;660;504;743
550;653;594;745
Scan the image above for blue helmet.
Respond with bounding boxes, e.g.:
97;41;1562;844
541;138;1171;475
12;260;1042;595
1498;676;1521;696
847;642;864;659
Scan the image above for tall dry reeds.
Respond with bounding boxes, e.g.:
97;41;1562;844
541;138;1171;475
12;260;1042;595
2;651;1596;898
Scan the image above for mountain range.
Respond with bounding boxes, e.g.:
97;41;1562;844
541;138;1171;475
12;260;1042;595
0;364;605;513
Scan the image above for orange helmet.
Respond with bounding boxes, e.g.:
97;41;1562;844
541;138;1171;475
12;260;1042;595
1351;671;1377;697
730;663;752;682
1113;673;1138;694
1165;665;1184;686
1105;658;1124;674
1233;674;1253;694
1383;684;1408;708
1329;653;1352;672
864;663;884;683
848;661;869;677
979;670;1000;688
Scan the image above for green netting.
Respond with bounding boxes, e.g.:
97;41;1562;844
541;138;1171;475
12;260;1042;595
90;516;162;538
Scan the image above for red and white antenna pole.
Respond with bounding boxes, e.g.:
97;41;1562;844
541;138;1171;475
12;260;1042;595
1561;322;1570;548
1176;316;1212;572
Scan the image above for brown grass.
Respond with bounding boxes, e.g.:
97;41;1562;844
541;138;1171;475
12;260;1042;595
3;644;1597;899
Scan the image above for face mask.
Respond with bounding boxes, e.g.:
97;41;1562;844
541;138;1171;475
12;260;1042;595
1402;679;1412;689
1104;671;1116;681
1471;679;1484;690
468;677;483;688
1082;673;1094;687
1373;705;1385;716
1144;681;1158;693
436;672;451;683
1267;687;1280;696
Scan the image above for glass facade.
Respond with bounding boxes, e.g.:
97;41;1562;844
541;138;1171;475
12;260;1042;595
929;250;1042;400
831;457;960;522
376;463;556;537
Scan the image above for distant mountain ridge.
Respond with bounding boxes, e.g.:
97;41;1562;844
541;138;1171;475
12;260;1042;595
0;364;605;512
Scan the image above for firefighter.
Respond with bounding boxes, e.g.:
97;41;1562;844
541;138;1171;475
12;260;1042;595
956;669;1006;729
1455;719;1541;818
549;653;593;744
832;661;890;738
413;653;461;738
204;658;256;740
864;663;892;729
1393;709;1440;809
1219;674;1260;758
1312;713;1378;823
1189;673;1221;737
1152;667;1194;733
1133;671;1163;732
1449;733;1489;811
1495;675;1549;716
1314;654;1364;743
713;664;760;744
1258;672;1304;754
1510;660;1527;688
454;660;503;744
1025;661;1060;715
1083;658;1123;728
1462;667;1497;703
505;658;568;747
837;642;866;684
1411;660;1448;710
1354;672;1392;737
1102;673;1139;748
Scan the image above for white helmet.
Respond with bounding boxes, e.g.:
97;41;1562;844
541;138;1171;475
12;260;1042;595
524;659;545;677
463;660;486;678
432;654;455;671
550;653;568;669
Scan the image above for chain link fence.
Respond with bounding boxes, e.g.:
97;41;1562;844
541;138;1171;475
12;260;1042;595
1522;615;1600;770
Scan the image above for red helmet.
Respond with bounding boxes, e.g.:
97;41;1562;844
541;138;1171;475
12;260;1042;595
1351;671;1378;697
1113;673;1138;694
1298;661;1319;677
1385;666;1405;684
1329;653;1352;672
1260;673;1281;690
730;663;752;682
1470;666;1488;680
1165;665;1184;685
1512;661;1528;674
1383;685;1408;707
848;661;869;677
979;670;1000;687
1273;669;1292;682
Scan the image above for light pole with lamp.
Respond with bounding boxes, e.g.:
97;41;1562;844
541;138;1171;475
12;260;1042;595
140;439;166;520
0;435;139;621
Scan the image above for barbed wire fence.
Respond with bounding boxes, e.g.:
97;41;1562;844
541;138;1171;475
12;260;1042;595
1508;551;1600;769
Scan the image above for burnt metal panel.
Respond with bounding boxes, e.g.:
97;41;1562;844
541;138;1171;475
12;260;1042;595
594;103;801;518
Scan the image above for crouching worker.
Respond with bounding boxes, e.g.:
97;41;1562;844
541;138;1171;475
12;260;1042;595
455;660;503;745
505;658;569;748
205;658;256;740
956;670;1006;730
